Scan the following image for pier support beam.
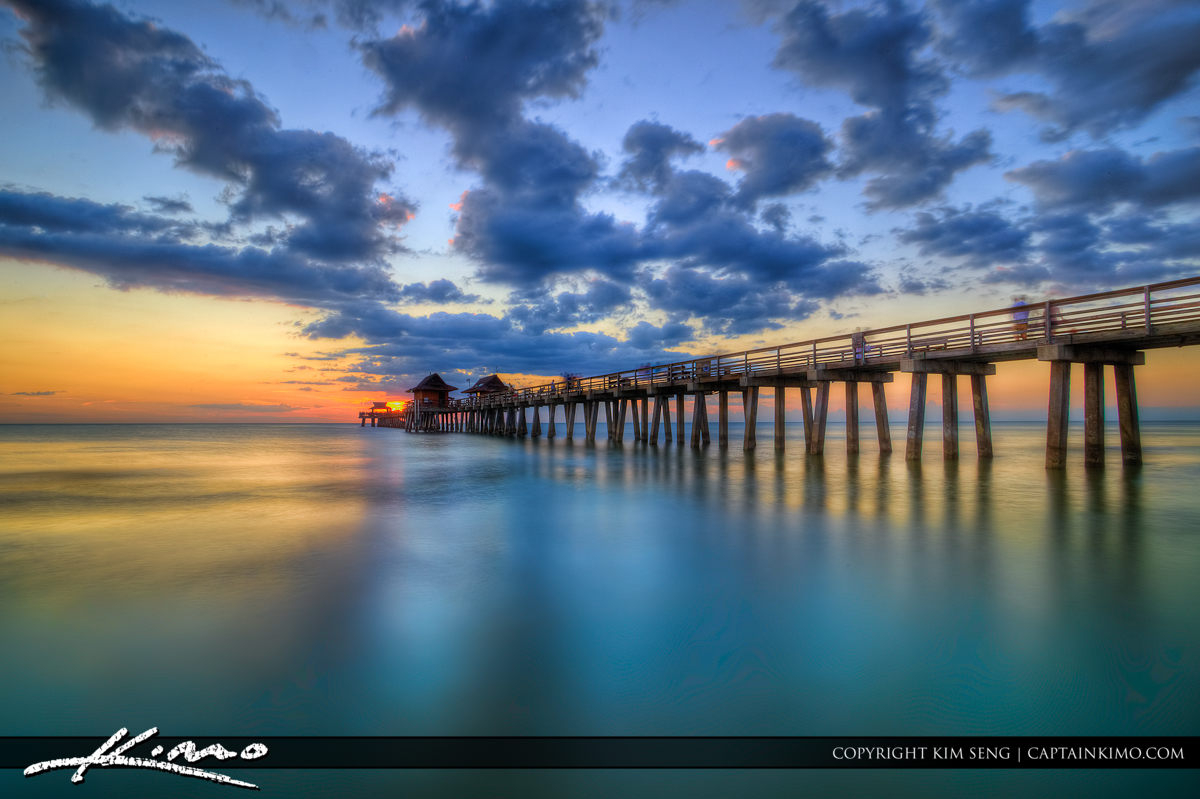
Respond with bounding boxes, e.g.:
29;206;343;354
800;386;813;452
616;399;628;443
942;374;958;460
774;387;786;451
640;398;649;443
531;406;541;438
809;382;830;455
517;407;528;437
631;398;641;442
906;373;927;461
584;401;598;442
872;382;892;454
845;381;859;455
1114;362;1142;466
1083;362;1104;466
691;394;710;447
548;405;556;439
718;390;729;448
662;395;673;444
743;387;758;451
1046;361;1070;469
649;396;662;445
676;394;685;445
605;400;614;441
970;375;993;458
565;402;577;440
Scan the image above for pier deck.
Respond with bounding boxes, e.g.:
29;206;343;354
364;276;1200;469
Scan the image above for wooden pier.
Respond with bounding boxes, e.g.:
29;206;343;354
362;277;1200;469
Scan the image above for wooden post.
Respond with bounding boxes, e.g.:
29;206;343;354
631;398;641;442
845;381;859;455
605;400;614;440
584;401;597;442
906;373;927;461
548;404;557;438
663;395;673;444
616;399;627;442
1083;362;1103;467
700;395;711;444
1114;362;1142;465
565;402;576;440
640;397;649;442
676;394;685;444
800;385;813;452
970;374;993;458
774;387;786;451
871;382;892;454
1046;361;1070;469
691;394;704;447
718;390;729;448
518;407;528;437
942;373;958;460
531;406;541;438
649;396;662;445
810;382;830;455
743;387;758;451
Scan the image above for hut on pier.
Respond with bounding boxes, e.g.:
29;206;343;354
409;373;458;409
463;374;509;396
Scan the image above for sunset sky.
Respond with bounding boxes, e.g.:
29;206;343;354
2;0;1199;422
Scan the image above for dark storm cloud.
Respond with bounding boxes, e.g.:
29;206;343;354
0;190;401;302
934;0;1200;140
7;0;414;262
713;113;834;207
1006;147;1200;212
619;121;705;190
770;0;992;208
897;205;1031;267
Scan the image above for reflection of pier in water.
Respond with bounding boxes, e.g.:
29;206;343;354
362;277;1200;470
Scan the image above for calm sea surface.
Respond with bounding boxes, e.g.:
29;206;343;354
1;421;1197;797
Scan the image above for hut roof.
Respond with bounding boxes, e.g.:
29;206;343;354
371;401;389;409
408;373;457;393
463;374;509;394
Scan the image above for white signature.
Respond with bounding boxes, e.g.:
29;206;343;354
24;727;269;790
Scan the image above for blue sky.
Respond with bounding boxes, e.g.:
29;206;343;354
1;0;1198;412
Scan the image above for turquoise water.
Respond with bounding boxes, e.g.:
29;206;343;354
0;422;1197;796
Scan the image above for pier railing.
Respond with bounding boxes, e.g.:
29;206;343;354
420;276;1200;410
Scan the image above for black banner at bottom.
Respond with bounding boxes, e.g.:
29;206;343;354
4;735;1198;770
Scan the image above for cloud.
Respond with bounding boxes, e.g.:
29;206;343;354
713;113;834;207
1007;146;1200;213
190;402;306;412
10;390;61;396
897;205;1031;267
619;120;705;190
0;189;401;303
360;0;603;146
8;0;414;262
507;279;633;334
397;278;480;304
770;0;992;208
142;195;194;214
933;0;1200;139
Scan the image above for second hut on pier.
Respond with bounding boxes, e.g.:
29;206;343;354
463;374;509;399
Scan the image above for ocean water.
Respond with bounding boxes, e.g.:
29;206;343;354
0;421;1197;797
